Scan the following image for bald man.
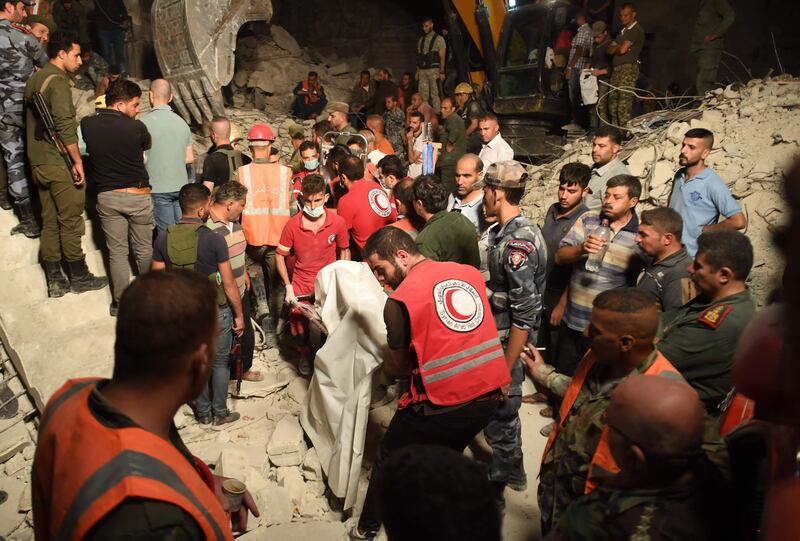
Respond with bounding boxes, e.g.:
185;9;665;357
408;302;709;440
200;116;251;191
140;79;195;231
547;375;731;540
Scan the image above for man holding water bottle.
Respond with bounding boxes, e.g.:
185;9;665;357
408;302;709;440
553;174;644;376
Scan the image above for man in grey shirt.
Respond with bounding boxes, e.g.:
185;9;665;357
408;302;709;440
586;126;629;210
448;153;488;233
140;79;194;232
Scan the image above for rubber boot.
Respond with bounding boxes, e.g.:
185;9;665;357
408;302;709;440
66;258;108;294
10;200;40;238
42;261;70;298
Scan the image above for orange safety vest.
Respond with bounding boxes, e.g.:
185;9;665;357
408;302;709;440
32;378;233;541
238;162;292;247
542;350;682;494
391;259;511;407
301;79;322;104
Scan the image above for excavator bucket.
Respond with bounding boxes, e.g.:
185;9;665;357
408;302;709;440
152;0;272;124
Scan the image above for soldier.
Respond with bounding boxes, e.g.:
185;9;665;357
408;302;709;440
26;14;57;46
482;161;547;508
0;0;48;234
607;3;645;133
691;0;735;95
25;31;108;297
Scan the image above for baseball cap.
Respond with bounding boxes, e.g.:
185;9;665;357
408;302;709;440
484;161;529;189
591;21;607;37
27;14;57;32
327;101;349;115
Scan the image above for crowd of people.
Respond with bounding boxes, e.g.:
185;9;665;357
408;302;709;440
2;2;789;540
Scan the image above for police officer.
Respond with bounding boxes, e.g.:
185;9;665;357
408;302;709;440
483;160;547;508
0;0;48;234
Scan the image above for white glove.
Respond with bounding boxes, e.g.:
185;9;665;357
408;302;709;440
284;284;297;305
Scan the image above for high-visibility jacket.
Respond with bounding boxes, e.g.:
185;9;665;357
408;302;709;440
301;79;322;104
542;350;682;494
391;259;511;407
32;378;233;541
237;161;292;247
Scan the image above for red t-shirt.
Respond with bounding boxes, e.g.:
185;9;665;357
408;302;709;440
337;179;397;248
276;210;350;296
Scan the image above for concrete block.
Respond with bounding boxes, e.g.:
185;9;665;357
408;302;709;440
625;146;655;178
277;466;306;504
267;415;307;467
18;482;31;513
302;447;323;481
251;521;347;541
298;492;329;518
216;447;250;481
254;485;293;527
270;25;301;56
286;376;308;405
666;121;690;145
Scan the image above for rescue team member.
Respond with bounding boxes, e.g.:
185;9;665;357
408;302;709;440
200;116;250;191
482;161;547;508
351;227;510;540
657;230;756;413
32;270;259;540
236;123;294;348
337;155;397;260
276;174;351;375
25;31;108;298
152;184;245;427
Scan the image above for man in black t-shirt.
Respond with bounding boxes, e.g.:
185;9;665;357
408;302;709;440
200;116;251;190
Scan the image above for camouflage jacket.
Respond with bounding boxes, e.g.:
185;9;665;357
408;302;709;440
0;19;48;120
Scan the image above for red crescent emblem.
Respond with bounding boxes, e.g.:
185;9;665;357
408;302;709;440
444;288;474;322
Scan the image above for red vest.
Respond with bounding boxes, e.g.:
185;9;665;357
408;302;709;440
33;379;233;541
391;259;511;407
301;79;322;104
542;351;682;494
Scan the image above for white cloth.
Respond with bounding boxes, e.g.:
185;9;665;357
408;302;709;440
407;132;425;178
580;69;599;105
300;261;387;510
479;133;514;170
368;149;387;165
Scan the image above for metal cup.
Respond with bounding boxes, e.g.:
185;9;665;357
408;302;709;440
222;478;247;513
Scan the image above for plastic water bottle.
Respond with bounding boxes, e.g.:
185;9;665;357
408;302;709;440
585;219;611;273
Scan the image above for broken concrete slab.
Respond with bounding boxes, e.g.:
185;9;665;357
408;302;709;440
240;520;347;541
216;447;251;481
267;415;307;467
286;376;308;405
277;466;306;504
302;447;323;481
253;485;293;527
270;25;301;56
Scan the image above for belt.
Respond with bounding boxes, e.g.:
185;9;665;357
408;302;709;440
113;187;151;195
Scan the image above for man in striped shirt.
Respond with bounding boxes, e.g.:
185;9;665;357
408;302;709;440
553;174;644;375
206;182;262;382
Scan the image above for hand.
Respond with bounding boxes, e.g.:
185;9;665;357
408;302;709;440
582;234;605;255
244;272;251;291
72;162;85;186
439;72;446;81
520;343;545;374
212;474;260;533
284;284;297;305
232;315;244;337
703;34;716;44
501;383;510;400
550;302;566;327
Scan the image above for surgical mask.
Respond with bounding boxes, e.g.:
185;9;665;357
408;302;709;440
304;159;319;171
303;204;324;218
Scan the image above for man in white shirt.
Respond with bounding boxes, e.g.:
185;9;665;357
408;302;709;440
447;153;487;233
478;113;514;170
406;111;425;178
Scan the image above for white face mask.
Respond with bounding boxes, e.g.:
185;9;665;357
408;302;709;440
303;204;324;219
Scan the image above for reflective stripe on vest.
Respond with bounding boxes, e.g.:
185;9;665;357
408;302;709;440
239;163;292;247
541;351;682;494
33;379;233;541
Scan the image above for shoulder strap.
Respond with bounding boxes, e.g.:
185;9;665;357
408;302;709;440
39;73;60;95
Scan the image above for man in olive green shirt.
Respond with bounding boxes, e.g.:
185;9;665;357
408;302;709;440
657;230;755;413
691;0;735;95
25;31;107;298
437;97;467;194
412;174;479;268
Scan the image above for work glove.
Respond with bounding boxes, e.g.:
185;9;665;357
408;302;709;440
284;284;297;305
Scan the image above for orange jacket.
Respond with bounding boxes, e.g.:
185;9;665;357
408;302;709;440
32;378;232;541
301;79;322;104
238;161;293;247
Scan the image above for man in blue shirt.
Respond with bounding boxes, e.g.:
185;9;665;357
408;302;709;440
668;128;745;256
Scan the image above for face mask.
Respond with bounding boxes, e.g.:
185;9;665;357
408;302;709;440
304;159;319;171
303;204;324;219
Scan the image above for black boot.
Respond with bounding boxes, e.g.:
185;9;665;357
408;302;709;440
0;190;12;211
66;258;108;293
10;200;40;238
42;261;70;298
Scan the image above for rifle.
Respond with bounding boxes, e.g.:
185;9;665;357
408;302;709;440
231;335;243;395
31;91;79;183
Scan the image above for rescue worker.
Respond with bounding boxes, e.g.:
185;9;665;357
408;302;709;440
236;123;294;347
32;270;258;540
1;0;47;234
291;70;327;120
26;31;108;297
351;226;510;540
454;82;484;154
482;161;547;508
691;0;735;95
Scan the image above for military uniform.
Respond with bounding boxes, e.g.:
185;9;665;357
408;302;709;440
484;161;547;501
691;0;736;95
52;0;90;46
0;17;47;210
437;112;466;193
657;290;755;413
75;51;109;91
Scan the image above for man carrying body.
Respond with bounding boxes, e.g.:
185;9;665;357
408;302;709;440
1;0;47;233
415;17;446;113
26;31;108;297
635;207;694;311
405;111;425;178
152;184;245;426
668;128;745;257
351;226;509;540
291;71;327;120
236;124;293;348
81;79;153;316
140;79;193;232
586;126;630;210
657;230;756;413
413;174;479;268
32;271;258;541
483;161;547;508
607;3;645;132
437;97;466;193
447;153;487;233
478;113;514;171
692;0;735;95
201;116;250;191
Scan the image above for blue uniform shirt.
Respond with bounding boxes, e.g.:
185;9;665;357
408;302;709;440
668;166;742;256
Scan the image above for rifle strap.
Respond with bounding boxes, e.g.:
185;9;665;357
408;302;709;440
39;74;60;95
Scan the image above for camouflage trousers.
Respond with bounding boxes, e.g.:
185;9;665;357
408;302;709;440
417;68;441;113
0;116;31;202
484;360;525;486
608;62;639;130
694;47;722;96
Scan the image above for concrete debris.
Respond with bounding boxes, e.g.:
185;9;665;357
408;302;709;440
267;415;308;467
0;423;30;464
216;447;251;482
302;447;323;482
18;483;31;513
286;376;309;405
270;25;301;56
240;520;347;540
277;466;306;505
234;371;292;398
254;485;294;527
298;492;330;518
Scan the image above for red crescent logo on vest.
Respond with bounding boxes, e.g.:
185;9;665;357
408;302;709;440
327;234;336;245
368;188;392;218
433;280;484;332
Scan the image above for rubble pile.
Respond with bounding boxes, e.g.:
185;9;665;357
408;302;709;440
522;77;800;304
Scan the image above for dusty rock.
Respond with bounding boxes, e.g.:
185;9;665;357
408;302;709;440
286;376;309;405
216;447;251;481
18;482;31;513
267;415;307;467
270;25;301;56
298;492;330;518
241;521;347;540
254;485;294;526
302;447;323;481
277;466;307;505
